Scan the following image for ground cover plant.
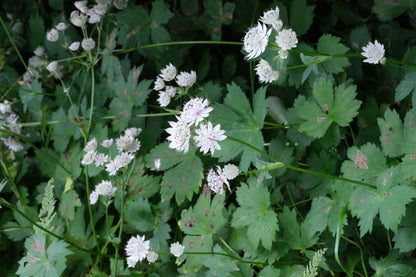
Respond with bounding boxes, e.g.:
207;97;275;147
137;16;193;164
1;0;416;276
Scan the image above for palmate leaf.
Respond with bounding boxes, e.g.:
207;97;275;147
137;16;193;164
231;183;278;250
393;203;416;253
290;0;314;36
125;197;154;232
294;78;361;138
317;35;350;73
210;84;268;171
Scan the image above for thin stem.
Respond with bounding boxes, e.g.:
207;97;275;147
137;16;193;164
0;159;25;205
335;205;352;277
0;16;28;71
341;235;369;277
286;183;304;221
349;126;357;147
386;230;392;251
85;166;101;253
87;65;95;134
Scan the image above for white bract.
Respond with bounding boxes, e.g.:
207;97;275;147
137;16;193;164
46;28;59;42
157;91;171;107
160;63;177;81
94;180;117;196
255;59;280;83
1;137;23;152
84;137;97;152
176;71;197;87
125;235;150;268
275;28;298;50
180;97;213;127
222;164;239;180
243;23;271;60
361;40;386;64
89;191;99;205
116;135;140;153
55;22;69;31
260;7;282;31
170;242;185;257
166;119;191;153
194;121;226;155
153;76;165;91
207;168;228;194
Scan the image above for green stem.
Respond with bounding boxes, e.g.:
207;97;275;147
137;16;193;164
0;159;25;205
226;136;376;189
85;166;101;253
87;65;95;134
335;205;352;277
0;16;28;72
341;235;369;277
286;183;304;221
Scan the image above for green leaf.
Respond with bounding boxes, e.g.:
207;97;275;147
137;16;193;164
211;84;268;171
393;203;416;253
16;234;71;277
258;266;281;277
28;13;45;51
160;152;203;205
304;196;331;237
50;108;75;152
290;0;315;36
395;72;416;102
151;0;174;25
317;35;350;73
203;245;237;277
378;109;404;157
350;26;372;51
370;251;416;276
372;0;408;21
59;189;81;223
202;0;235;40
115;5;151;48
125;197;154;232
231;183;278;250
144;142;183;171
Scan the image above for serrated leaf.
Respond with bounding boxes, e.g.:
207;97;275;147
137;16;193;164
144;142;183;171
304;196;331;237
59;189;81;222
160;153;203;205
393;203;416;253
258;266;281;277
350;25;372;50
372;0;408;21
378;109;404;157
51;108;75;153
125;197;154;232
317;35;350;73
204;245;237;277
395;72;416;102
151;0;174;25
332;83;361;126
115;5;151;48
290;0;314;36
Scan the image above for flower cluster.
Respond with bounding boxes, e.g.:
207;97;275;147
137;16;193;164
361;40;386;64
89;180;117;204
170;242;185;258
81;127;141;176
153;63;197;107
165;97;226;155
20;47;49;84
206;164;239;194
0;101;24;152
125;235;150;268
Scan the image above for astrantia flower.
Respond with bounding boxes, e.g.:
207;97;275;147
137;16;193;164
95;180;117;196
194;121;226;155
206;168;227;194
255;59;280;83
101;139;113;148
275;28;298;51
87;11;101;24
89;190;99;205
84;137;97;152
105;159;120;176
0;101;11;114
146;251;158;263
55;22;69;31
260;7;282;31
154;157;161;170
70;10;87;27
166;119;191;153
157;91;171;107
278;49;288;59
124;127;142;137
81;151;96;165
361;40;386;64
154;76;165;91
74;1;88;13
114;152;134;168
46;28;59;42
34;47;45;57
69;41;80;51
180;97;213;127
46;61;61;78
165;86;176;97
1;137;23;152
125;235;150;268
222;164;239;180
160;63;177;81
116;135;141;153
243;23;271;60
170;242;185;258
94;153;109;166
82;38;96;51
176;71;197;87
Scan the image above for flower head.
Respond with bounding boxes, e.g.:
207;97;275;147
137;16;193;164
124;127;142;137
176;71;197;87
89;190;99;205
160;63;177;81
70;10;87;27
180;97;213;127
166;119;191;153
114;152;134;168
275;28;298;51
46;28;59;42
170;242;185;257
222;164;239;180
361;40;386;64
115;135;141;153
55;22;69;31
146;251;158;263
95;180;117;196
154;76;165;91
1;137;23;152
125;235;150;268
260;7;282;31
243;23;271;60
84;137;97;152
81;38;96;51
94;153;109;166
105;159;120;176
34;47;45;57
69;41;80;51
81;151;96;165
101;139;113;148
157;91;171;107
255;59;280;83
206;167;228;194
194;121;226;155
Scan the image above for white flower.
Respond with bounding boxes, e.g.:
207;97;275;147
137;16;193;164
125;235;150;268
176;71;197;87
275;29;298;51
124;127;142;137
70;10;87;27
87;9;101;24
46;61;61;78
84;137;97;152
114;152;134;168
154;76;165;91
74;1;88;13
105;159;120;176
95;180;117;196
157;91;171;107
93;4;108;15
94;153;109;166
255;59;280;83
69;41;80;51
243;23;271;60
222;164;239;180
154;157;161;170
260;7;282;31
170;242;185;258
34;47;44;57
55;22;69;31
0;101;11;114
146;251;158;263
81;151;96;165
166;119;191;153
194;121;226;155
165;86;176;97
361;40;386;64
89;190;99;205
180;97;213;127
1;137;23;152
206;168;226;194
278;49;288;59
101;139;113;148
82;38;96;51
46;28;59;42
116;135;141;153
160;63;177;81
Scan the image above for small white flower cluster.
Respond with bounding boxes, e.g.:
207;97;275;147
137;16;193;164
170;242;185;258
125;235;151;268
165;97;226;155
89;180;117;204
70;0;111;27
0;101;24;152
153;63;197;107
206;164;239;194
242;7;298;83
361;40;386;65
81;127;141;176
